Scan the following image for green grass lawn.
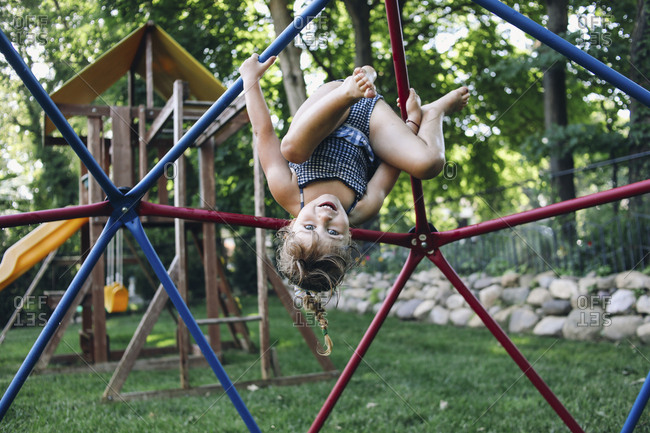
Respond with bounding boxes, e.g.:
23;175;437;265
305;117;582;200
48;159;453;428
1;296;650;432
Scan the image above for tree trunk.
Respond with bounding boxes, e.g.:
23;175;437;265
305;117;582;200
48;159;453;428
344;0;373;67
628;0;650;212
545;0;575;204
544;0;576;240
268;0;308;115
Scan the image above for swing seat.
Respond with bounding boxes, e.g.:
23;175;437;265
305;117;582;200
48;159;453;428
104;281;128;313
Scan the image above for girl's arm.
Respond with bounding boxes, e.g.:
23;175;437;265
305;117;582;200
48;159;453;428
240;55;299;214
348;162;401;226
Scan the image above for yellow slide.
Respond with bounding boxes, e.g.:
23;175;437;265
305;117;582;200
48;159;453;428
0;218;88;292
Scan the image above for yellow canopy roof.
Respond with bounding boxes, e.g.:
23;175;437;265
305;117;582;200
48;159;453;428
45;22;227;135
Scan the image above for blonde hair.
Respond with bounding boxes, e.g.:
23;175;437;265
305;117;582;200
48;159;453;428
276;222;355;293
276;221;357;355
302;292;332;355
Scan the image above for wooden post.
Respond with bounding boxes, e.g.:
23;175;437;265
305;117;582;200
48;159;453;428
103;257;179;400
173;80;190;389
138;105;149;202
253;141;271;379
199;137;221;355
110;106;133;188
157;146;169;205
88;116;108;364
145;28;154;109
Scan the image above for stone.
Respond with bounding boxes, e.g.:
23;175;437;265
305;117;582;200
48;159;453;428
421;286;439;300
637;323;650;344
536;271;557;289
468;314;485;328
429;306;450;325
636;295;650;315
450;308;474;326
541;299;572;316
508;308;539;333
356;300;371;315
466;272;484;288
519;274;535;289
549;279;578;300
479;284;503;309
372;280;391;291
473;276;497;290
578;276;598;295
396;299;423;320
349;272;371;288
602;315;643;341
615;271;650;290
493;306;516;327
527;288;553;306
501;287;530;305
413;300;436;320
533;316;566;337
343;288;368;299
501;271;520;288
445;294;466;310
435;287;454;305
400;287;420;300
562;307;605;341
607;289;636;314
597;274;617;290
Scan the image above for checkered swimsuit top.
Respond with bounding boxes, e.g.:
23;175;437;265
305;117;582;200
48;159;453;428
289;94;382;214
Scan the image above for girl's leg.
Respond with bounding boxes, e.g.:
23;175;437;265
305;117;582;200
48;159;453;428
369;87;469;179
281;69;376;164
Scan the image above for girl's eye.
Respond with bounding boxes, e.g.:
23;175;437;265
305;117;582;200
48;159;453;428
304;224;315;230
328;229;339;236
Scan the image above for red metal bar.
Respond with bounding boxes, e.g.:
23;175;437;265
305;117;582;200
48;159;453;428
435;179;650;247
0;201;112;229
309;250;424;432
384;0;428;234
138;201;289;230
429;249;585;433
138;201;413;247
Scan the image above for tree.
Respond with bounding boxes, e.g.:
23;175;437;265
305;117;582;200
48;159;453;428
545;0;576;206
628;0;650;212
269;0;307;115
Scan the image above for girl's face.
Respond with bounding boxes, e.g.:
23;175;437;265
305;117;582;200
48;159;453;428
292;194;350;248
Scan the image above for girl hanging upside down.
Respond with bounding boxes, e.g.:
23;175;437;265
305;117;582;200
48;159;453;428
239;53;469;354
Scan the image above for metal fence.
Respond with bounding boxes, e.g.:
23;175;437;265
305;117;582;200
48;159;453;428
441;212;650;276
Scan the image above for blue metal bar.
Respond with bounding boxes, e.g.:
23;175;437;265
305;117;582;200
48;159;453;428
621;369;650;433
0;216;122;420
126;0;332;201
124;218;261;433
471;0;650;108
0;29;122;202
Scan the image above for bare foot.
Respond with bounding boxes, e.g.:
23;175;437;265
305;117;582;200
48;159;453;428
398;88;423;128
422;86;469;116
342;66;377;99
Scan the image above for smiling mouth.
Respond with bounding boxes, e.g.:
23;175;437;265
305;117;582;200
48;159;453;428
318;202;337;211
